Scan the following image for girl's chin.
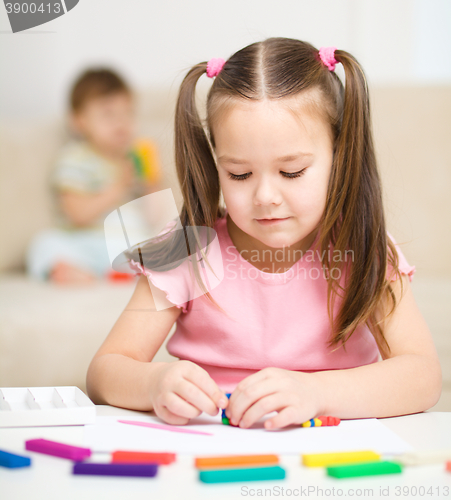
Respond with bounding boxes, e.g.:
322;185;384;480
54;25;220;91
254;233;297;249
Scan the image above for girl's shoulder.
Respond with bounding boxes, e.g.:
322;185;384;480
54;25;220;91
386;231;416;282
127;211;228;314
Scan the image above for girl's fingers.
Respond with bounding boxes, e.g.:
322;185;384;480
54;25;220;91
182;365;229;414
158;403;191;425
160;391;202;421
237;393;283;429
264;406;300;430
227;380;277;425
174;379;221;417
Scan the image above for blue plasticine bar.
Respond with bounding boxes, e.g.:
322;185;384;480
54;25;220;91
222;393;232;425
73;462;158;477
0;449;31;468
199;465;286;483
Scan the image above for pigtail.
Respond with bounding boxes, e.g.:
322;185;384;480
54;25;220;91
174;63;222;229
320;50;402;352
172;63;227;312
124;62;226;314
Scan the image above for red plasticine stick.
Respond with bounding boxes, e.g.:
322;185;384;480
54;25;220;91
318;416;341;426
112;451;176;465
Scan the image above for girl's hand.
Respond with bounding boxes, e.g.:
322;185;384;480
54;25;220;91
225;367;323;430
149;360;229;425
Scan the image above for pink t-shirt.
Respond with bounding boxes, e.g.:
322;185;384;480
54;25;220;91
130;209;416;393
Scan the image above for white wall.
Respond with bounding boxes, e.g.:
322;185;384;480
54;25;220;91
0;0;450;119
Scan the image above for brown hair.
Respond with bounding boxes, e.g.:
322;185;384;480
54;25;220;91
126;37;403;352
69;67;131;113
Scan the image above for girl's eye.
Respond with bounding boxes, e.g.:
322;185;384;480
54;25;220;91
228;172;251;181
281;169;307;179
228;169;306;181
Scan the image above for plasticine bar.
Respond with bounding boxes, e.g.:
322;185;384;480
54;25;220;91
195;454;279;468
446;460;451;473
301;416;341;427
221;393;236;426
73;462;158;477
0;449;31;468
112;450;176;465
302;450;380;467
318;416;341;426
327;460;403;478
199;465;285;483
25;438;91;461
394;449;451;466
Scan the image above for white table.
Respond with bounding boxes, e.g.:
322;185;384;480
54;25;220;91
1;407;451;500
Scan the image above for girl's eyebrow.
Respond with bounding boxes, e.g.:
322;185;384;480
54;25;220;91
217;152;314;164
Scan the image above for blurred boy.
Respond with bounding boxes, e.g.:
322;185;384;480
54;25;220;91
27;68;162;284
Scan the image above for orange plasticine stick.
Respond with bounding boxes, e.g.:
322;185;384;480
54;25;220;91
195;454;279;469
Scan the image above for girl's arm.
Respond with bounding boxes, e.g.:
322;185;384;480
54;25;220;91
314;275;442;418
86;275;227;420
86;275;182;410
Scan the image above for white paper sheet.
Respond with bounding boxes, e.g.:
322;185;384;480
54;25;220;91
83;413;413;455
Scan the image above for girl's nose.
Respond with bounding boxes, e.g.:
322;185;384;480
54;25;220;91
253;177;282;206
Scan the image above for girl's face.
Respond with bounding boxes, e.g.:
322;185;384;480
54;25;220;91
213;96;334;251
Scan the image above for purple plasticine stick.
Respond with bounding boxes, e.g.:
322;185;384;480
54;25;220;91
25;438;91;461
73;462;158;477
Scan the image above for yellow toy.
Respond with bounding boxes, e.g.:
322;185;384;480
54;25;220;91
129;138;161;184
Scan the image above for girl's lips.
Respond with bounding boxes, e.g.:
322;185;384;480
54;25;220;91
256;217;290;226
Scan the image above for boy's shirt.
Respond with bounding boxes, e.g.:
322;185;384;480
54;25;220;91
50;139;161;230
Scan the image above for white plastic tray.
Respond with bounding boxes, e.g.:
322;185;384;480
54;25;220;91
0;386;96;427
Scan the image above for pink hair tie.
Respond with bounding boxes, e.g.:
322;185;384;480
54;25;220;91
206;57;225;78
318;46;338;71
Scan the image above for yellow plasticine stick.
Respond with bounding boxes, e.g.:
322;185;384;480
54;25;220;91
302;450;381;467
301;421;311;427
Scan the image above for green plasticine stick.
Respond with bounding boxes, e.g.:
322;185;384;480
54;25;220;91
327;460;403;479
199;465;286;483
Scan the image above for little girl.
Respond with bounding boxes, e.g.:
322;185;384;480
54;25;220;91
87;38;441;430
